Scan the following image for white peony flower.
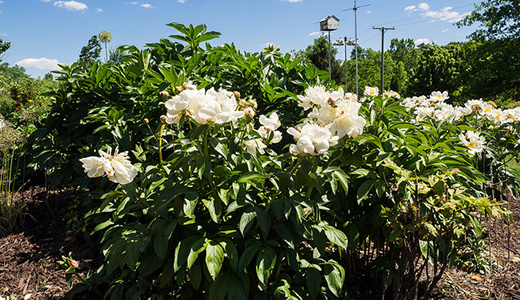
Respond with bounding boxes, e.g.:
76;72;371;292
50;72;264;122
259;112;281;131
430;91;449;102
330;101;366;138
287;123;338;155
243;139;267;156
364;86;379;97
79;146;138;185
458;131;485;155
165;85;245;125
297;85;330;110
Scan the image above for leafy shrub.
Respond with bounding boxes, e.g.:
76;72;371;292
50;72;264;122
27;23;514;300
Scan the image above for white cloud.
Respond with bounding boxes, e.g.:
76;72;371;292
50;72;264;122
423;7;470;23
0;1;3;4
414;38;430;45
15;57;61;70
177;0;185;3
442;29;450;32
406;3;470;23
309;32;321;36
418;3;430;11
0;33;7;37
40;0;53;2
54;1;88;11
282;0;303;2
96;7;103;12
128;2;155;8
366;10;371;14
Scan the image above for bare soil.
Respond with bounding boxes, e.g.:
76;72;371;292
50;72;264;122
0;186;519;300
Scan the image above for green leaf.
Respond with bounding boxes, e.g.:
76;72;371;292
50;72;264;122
357;179;374;202
202;198;221;223
239;209;257;236
307;265;321;299
322;225;348;250
205;242;225;281
238;242;260;272
323;261;344;297
189;258;202;290
93;220;114;233
174;236;201;272
273;223;295;249
255;207;271;240
187;238;207;269
208;272;246;300
183;191;199;218
333;169;349;196
256;247;277;291
237;172;265;186
153;220;176;260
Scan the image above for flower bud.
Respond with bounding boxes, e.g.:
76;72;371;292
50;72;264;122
233;91;241;99
159;91;170;100
143;118;149;124
248;99;258;109
160;115;167;124
243;107;255;119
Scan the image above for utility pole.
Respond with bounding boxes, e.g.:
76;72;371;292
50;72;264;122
344;1;370;97
373;26;394;93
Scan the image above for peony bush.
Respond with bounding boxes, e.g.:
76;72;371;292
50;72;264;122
29;23;517;300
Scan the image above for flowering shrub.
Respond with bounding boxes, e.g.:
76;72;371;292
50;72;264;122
31;23;515;300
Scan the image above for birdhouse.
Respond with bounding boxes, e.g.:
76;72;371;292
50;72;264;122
320;15;339;31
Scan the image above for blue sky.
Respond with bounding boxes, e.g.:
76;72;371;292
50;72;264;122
0;0;480;78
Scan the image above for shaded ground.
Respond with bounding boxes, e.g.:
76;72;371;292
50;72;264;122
0;186;519;300
0;187;86;300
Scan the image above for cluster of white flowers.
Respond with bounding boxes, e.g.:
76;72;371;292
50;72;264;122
401;91;520;125
0;118;6;129
289;86;366;155
243;112;282;155
164;85;244;125
79;146;138;185
458;131;486;155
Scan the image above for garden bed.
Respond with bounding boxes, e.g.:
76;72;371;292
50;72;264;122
0;186;519;300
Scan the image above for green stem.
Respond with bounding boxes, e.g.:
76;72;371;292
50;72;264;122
158;123;166;164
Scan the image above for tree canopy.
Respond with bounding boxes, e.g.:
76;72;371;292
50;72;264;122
458;0;520;40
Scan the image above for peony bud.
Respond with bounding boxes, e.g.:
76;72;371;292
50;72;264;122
159;91;170;100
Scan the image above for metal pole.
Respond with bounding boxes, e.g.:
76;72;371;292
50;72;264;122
344;37;347;89
354;2;359;96
380;29;384;92
344;1;370;96
373;26;395;92
328;31;331;81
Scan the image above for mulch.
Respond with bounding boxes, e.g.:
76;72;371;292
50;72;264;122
1;186;519;300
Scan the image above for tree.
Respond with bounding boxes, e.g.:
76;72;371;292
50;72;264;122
457;0;520;103
78;35;102;71
0;39;11;61
98;30;112;61
0;63;30;81
388;38;420;94
303;36;343;84
457;0;520;40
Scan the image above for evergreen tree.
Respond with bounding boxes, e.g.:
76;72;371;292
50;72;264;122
78;35;102;71
303;36;343;84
